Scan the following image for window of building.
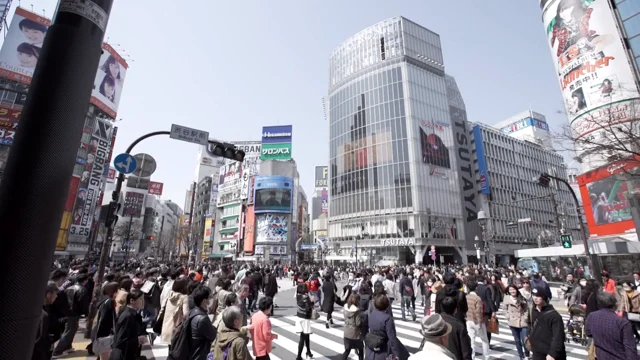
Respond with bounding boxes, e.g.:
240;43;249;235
624;13;640;38
618;0;640;21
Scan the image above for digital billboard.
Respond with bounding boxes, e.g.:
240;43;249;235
0;8;50;84
315;166;328;189
243;206;256;253
472;125;491;195
253;175;293;213
578;157;640;236
540;0;640;141
90;43;129;118
261;125;292;161
419;128;450;169
255;214;288;243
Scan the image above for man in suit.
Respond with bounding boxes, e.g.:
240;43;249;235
475;273;497;346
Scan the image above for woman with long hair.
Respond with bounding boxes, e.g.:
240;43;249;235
582;279;600;318
502;285;530;360
342;293;363;360
322;272;338;329
296;283;313;360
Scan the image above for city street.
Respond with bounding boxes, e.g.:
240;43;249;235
61;278;594;360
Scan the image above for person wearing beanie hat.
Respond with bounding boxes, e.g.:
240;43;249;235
411;314;455;360
527;287;566;360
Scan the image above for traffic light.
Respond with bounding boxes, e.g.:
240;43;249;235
561;234;572;248
208;142;245;162
537;173;552;188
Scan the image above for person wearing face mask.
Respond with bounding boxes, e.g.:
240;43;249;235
188;285;217;360
621;281;640;343
569;278;586;307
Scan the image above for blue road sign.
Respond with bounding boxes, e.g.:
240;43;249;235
114;153;137;174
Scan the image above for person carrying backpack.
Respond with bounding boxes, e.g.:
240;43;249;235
212;307;253;360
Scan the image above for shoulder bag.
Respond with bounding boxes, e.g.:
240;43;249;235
524;309;555;352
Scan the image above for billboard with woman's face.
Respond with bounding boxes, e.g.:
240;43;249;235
91;43;128;118
0;8;50;84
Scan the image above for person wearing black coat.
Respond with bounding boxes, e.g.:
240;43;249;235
529;288;566;360
296;284;314;360
440;297;472;360
189;286;217;360
32;282;59;360
434;273;468;326
475;274;497;345
110;290;147;360
322;273;338;329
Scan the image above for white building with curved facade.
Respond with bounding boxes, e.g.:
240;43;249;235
327;17;482;265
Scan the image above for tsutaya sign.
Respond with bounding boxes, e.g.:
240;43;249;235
381;238;415;246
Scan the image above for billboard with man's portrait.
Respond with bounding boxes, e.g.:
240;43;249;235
253;176;293;213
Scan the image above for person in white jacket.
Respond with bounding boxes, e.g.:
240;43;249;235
159;269;180;310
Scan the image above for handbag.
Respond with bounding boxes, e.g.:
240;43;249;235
364;330;387;352
628;312;640;322
311;308;320;320
487;316;499;334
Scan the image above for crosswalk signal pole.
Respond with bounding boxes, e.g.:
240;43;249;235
0;2;114;358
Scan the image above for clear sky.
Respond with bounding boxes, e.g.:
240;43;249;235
5;0;574;208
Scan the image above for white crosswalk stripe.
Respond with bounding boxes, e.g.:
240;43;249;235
142;303;592;360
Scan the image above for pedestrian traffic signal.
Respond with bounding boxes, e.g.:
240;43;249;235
561;234;572;248
537;173;552;188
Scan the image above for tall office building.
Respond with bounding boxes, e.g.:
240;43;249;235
327;17;481;265
613;0;640;81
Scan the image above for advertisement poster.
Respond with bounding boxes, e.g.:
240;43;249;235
292;177;299;222
218;162;243;191
106;168;116;183
246;176;256;205
90;43;129;118
541;0;640;139
0;8;50;84
255;214;288;243
260;125;293;161
123;192;145;218
148;181;164;195
321;189;328;214
0;124;15;145
243;206;256;253
238;142;261;200
578;157;640;236
253;175;293;213
315;166;328;189
419;128;450;169
209;183;219;205
69;119;112;238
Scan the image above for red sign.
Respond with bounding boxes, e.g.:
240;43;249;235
0;105;22;121
578;156;640;237
107;168;116;182
148;181;164;195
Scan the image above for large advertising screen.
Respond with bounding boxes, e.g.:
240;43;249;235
91;43;128;118
0;8;50;84
69;119;112;237
578;157;640;236
541;0;640;140
254;175;293;213
419;126;450;169
255;214;288;243
243;206;256;253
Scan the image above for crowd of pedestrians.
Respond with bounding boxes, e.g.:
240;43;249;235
31;260;640;360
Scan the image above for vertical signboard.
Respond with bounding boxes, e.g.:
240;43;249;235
472;125;491;195
540;0;640;169
90;43;129;118
236;142;261;200
321;189;328;215
0;7;51;84
123;192;145;217
260;125;293;161
315;166;328;189
69;119;113;237
201;215;213;259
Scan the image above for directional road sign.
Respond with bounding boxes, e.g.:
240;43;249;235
114;153;137;174
132;153;157;178
170;124;209;145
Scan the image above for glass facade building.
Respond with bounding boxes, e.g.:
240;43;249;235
615;0;640;80
328;17;480;265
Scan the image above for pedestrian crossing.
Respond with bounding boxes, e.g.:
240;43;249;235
135;303;590;360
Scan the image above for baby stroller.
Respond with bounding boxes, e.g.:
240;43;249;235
566;304;588;346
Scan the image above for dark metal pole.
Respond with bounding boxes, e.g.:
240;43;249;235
0;2;114;358
547;174;600;282
157;215;165;260
188;181;197;264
